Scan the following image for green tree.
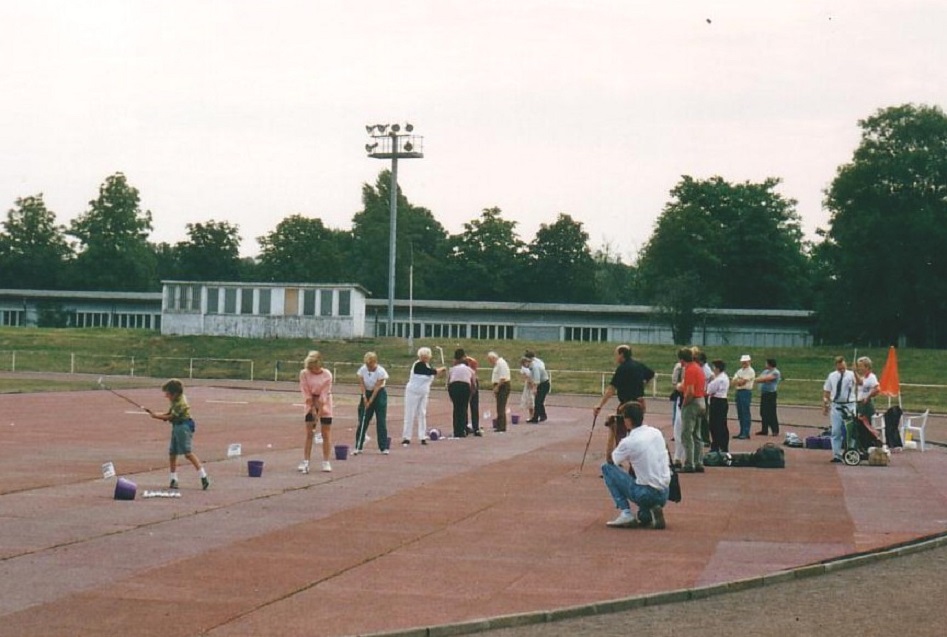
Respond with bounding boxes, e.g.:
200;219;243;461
257;214;352;283
68;173;156;290
524;213;597;303
818;103;947;347
592;241;637;304
350;171;449;298
174;220;243;281
0;194;73;289
444;207;525;301
636;175;809;342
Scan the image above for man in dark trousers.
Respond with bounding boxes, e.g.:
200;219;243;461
594;344;656;418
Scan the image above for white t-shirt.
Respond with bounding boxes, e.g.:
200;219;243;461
706;373;730;399
611;424;671;491
491;357;511;384
357;364;389;391
530;357;549;383
859;372;879;401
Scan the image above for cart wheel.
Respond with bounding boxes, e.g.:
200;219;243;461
843;449;861;466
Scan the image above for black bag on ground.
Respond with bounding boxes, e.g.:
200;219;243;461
884;406;903;448
729;452;756;467
754;442;785;469
702;451;729;467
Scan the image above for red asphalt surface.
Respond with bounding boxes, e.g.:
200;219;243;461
0;383;945;637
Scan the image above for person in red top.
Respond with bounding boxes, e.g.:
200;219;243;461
678;347;707;473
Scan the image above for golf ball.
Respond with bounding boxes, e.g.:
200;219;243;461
267;444;272;448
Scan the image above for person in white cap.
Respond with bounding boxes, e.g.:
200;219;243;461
732;355;755;439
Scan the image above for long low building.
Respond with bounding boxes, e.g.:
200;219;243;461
0;286;814;347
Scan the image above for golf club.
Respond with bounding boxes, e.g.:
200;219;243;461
97;376;146;410
435;345;447;387
578;412;599;474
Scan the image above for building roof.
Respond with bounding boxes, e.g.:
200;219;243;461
0;289;162;301
365;298;813;319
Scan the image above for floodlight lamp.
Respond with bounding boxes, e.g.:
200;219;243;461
404;141;413;152
391;123;401;132
405;123;414;132
365;143;373;152
365;125;374;134
376;124;388;133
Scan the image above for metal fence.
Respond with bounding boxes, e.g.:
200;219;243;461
1;350;944;408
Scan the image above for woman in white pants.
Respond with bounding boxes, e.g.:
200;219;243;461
402;347;445;446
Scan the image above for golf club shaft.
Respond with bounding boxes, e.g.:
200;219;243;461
579;413;598;473
100;379;144;409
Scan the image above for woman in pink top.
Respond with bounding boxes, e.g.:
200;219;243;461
299;350;334;474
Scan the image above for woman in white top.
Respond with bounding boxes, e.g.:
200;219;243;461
855;356;880;425
706;359;731;453
354;351;390;454
402;347;445;446
447;348;477;438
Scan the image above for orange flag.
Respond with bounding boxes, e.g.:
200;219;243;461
878;346;900;397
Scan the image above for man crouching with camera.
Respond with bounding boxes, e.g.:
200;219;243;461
602;402;670;529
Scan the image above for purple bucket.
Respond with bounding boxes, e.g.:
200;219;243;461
334;444;349;460
820;437;833;450
247;460;264;477
114;476;137;501
511;415;520;425
386;436;392;450
492;418;498;428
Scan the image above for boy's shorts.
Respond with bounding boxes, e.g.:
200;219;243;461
169;423;193;455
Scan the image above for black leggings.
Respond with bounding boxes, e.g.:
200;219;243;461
709;397;730;452
448;382;471;437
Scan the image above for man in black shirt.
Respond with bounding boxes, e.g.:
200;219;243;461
594;345;655;417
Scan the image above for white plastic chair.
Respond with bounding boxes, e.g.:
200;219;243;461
900;410;930;451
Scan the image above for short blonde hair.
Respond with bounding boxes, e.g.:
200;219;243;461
417;347;432;359
363;351;378;364
304;351;322;368
857;356;872;369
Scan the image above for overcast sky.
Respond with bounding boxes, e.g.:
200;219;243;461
2;0;945;259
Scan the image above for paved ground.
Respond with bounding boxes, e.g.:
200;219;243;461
0;382;945;636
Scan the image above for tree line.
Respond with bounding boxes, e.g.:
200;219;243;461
2;104;945;347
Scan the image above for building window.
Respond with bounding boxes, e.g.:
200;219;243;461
303;290;316;316
564;326;608;342
240;288;254;314
284;288;299;315
469;324;514;340
338;290;351;316
224;288;237;314
320;290;334;316
258;289;271;315
206;288;219;314
0;310;23;326
164;284;200;312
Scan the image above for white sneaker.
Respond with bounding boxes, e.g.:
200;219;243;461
297;460;309;474
321;461;332;472
606;511;637;527
381;449;390;455
352;449;361;456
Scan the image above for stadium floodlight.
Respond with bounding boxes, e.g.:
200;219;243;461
363;121;424;338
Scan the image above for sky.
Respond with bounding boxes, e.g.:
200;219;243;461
1;0;945;259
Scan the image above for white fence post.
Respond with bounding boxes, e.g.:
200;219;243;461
131;356;135;377
250;361;255;382
70;352;75;374
189;358;194;379
11;351;15;372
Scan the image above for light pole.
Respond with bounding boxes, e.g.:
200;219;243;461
364;122;424;337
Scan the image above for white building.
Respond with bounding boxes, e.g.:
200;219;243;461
160;281;369;339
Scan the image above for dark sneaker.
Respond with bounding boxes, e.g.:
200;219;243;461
651;506;666;530
695;465;705;473
201;476;210;490
421;439;428;445
830;457;842;463
169;479;179;490
681;465;695;473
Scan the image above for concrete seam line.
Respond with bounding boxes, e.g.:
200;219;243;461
362;530;947;637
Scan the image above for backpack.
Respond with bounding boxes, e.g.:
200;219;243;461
753;442;785;469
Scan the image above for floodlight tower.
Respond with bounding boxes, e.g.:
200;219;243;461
364;122;424;337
